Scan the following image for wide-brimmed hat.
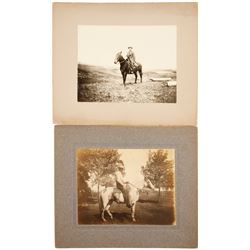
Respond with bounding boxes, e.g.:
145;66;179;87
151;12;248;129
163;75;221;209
128;46;133;49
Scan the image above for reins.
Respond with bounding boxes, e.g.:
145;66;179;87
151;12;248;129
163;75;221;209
117;55;126;64
119;59;126;64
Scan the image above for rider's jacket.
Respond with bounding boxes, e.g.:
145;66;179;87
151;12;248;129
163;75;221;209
114;170;126;190
127;50;136;62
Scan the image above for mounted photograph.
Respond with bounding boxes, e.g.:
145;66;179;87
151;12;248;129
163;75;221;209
78;26;177;103
77;148;176;225
55;125;197;247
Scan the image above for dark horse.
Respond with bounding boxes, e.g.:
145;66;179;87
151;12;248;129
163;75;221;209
114;51;143;86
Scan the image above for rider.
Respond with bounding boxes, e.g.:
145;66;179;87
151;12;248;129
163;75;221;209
114;161;129;204
126;46;138;72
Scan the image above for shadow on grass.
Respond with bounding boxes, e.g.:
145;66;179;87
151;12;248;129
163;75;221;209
78;202;175;225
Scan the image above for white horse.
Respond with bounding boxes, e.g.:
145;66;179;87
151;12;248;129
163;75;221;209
99;180;155;222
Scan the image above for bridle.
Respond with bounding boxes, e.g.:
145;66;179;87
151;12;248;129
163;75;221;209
118;55;126;64
114;53;126;64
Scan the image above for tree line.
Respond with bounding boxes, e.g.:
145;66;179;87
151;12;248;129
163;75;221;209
77;149;174;203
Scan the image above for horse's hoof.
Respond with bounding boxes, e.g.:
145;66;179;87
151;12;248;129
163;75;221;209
102;218;107;222
132;218;136;222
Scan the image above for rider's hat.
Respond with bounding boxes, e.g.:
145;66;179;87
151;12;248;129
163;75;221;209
128;46;133;49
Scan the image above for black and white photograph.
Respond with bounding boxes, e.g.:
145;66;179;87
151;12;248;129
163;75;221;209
78;26;177;103
77;148;176;225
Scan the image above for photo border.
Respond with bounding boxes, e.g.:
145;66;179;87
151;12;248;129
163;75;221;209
55;126;197;247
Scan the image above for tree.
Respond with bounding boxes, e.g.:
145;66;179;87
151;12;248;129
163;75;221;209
77;149;121;201
143;149;174;202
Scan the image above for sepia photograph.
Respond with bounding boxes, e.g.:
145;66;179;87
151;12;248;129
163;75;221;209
77;148;176;225
78;26;177;103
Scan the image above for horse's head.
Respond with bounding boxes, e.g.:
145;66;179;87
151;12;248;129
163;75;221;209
114;51;123;64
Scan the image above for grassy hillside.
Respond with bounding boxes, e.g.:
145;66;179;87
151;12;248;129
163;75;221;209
77;64;177;103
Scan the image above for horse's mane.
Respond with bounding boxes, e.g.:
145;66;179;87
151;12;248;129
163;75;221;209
119;54;125;61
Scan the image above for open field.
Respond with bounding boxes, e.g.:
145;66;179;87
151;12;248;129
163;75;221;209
78;190;175;225
77;64;176;103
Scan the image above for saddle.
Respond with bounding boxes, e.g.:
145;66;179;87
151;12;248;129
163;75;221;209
112;188;125;203
127;60;138;74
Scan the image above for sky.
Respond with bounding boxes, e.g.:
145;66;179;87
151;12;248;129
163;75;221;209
118;149;175;188
86;148;175;191
78;25;176;70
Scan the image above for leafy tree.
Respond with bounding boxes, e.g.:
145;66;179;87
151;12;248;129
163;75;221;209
77;160;91;204
100;174;116;187
77;149;121;201
143;150;174;202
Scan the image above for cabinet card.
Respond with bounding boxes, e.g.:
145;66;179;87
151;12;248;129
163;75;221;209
53;3;197;126
55;126;197;247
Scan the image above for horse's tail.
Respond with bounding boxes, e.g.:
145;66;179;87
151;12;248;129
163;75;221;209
137;63;142;70
137;63;143;76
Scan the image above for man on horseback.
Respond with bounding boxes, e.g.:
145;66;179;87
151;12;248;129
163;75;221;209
114;162;129;205
100;163;154;222
100;162;139;221
127;46;138;72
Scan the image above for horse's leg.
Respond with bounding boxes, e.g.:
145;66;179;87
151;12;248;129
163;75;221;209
101;198;108;222
139;70;143;83
124;73;127;86
101;207;107;222
131;202;136;222
106;202;113;220
134;72;137;83
101;198;114;222
122;72;126;86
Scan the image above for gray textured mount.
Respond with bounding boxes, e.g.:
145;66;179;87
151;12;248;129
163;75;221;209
55;126;197;248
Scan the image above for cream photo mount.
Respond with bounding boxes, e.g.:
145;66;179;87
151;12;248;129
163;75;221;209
55;126;198;247
53;3;198;126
